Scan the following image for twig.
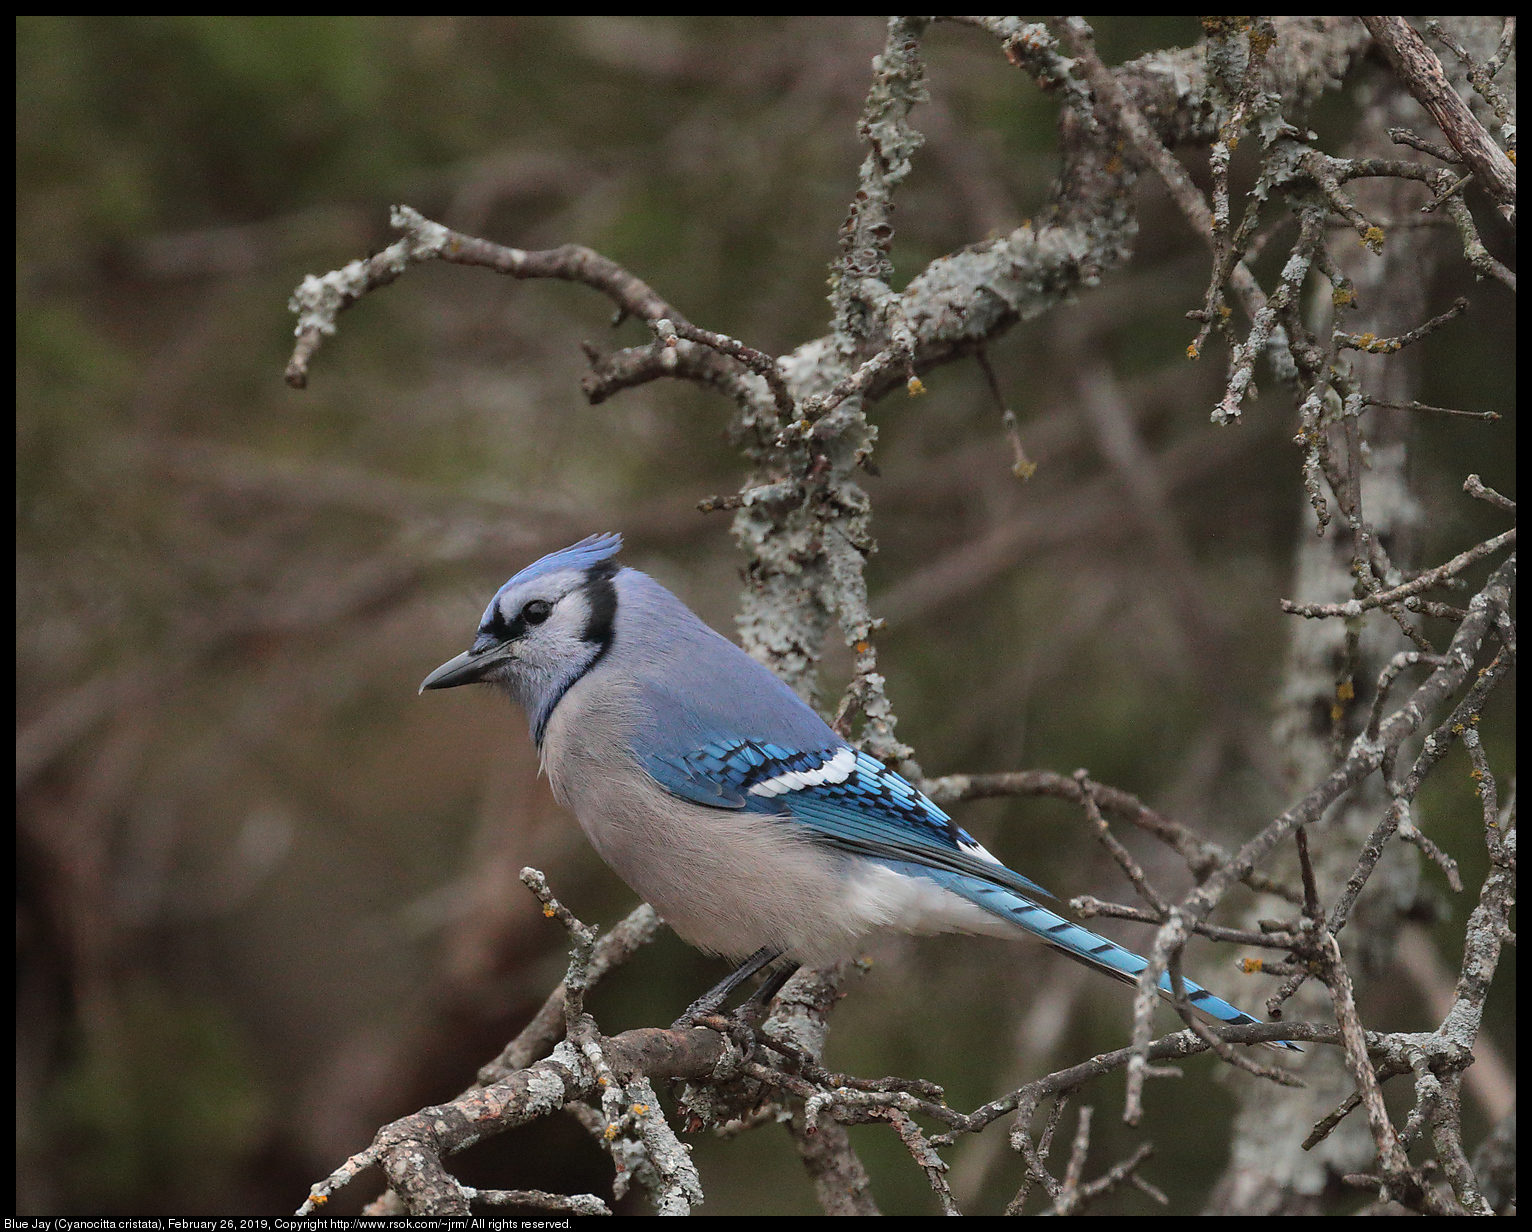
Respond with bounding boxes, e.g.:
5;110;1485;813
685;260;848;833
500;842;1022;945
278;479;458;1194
1388;126;1463;164
921;769;1304;904
1303;1056;1413;1149
478;900;662;1083
1487;17;1517;78
1281;528;1514;618
653;317;795;422
1335;296;1468;353
1420;169;1475;213
1294;826;1321;921
1302;148;1387;252
1073;770;1168;915
1071;897;1306;952
1463;473;1515;513
1163;954;1306;1088
1363;396;1499;421
1214;210;1326;424
457;1187;610;1215
1050;15;1274;341
1424;19;1517;134
286;206;685;388
1438;186;1517;289
1123;556;1515;1128
1360;17;1516;221
1364;652;1452;744
974;348;1036;478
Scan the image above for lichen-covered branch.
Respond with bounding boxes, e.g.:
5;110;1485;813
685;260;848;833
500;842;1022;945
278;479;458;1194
1361;16;1517;220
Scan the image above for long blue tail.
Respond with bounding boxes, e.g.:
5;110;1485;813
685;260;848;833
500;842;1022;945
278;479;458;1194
917;866;1301;1051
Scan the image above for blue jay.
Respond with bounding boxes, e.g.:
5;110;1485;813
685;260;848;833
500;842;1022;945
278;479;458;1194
422;533;1296;1048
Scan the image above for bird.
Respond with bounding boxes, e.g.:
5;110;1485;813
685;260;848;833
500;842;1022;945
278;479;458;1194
421;532;1297;1049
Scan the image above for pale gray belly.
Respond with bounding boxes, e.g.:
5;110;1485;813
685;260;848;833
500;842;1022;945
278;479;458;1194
538;676;1013;963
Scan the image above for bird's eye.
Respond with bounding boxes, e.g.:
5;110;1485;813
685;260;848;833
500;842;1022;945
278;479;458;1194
521;599;553;625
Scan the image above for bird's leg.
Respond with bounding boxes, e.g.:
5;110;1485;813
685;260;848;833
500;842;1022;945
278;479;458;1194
737;960;800;1022
724;960;804;1061
671;946;781;1028
738;960;808;1059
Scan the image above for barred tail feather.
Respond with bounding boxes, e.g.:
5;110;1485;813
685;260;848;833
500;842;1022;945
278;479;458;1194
940;873;1301;1052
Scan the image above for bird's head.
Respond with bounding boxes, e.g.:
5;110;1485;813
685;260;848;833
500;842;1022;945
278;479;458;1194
420;532;623;742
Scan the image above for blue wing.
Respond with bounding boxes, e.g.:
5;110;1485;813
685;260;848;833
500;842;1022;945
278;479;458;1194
643;738;1056;902
642;735;1298;1050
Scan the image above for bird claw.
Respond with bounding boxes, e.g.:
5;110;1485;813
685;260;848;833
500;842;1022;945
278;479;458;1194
670;997;726;1031
669;1008;764;1062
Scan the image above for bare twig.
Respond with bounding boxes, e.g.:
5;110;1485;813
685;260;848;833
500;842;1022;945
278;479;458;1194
1363;396;1500;422
1360;17;1516;220
652;317;795;421
286;206;686;388
1335;296;1468;353
1124;556;1515;1130
1424;19;1517;134
974;348;1036;478
1074;770;1168;916
1281;528;1514;618
922;769;1304;904
1388;126;1463;164
1463;473;1515;513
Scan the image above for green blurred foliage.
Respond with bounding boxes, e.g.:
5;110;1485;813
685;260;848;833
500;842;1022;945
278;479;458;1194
46;990;270;1213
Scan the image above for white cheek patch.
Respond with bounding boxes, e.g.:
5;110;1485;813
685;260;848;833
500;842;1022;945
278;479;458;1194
747;746;857;798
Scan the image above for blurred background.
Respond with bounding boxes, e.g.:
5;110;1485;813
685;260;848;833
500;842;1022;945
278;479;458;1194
17;16;1514;1215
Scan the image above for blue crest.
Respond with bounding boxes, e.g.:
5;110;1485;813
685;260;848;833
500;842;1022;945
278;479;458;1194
481;532;624;625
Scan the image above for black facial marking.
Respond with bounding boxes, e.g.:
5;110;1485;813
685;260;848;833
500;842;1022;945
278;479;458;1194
477;604;524;649
582;560;619;655
531;561;621;749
